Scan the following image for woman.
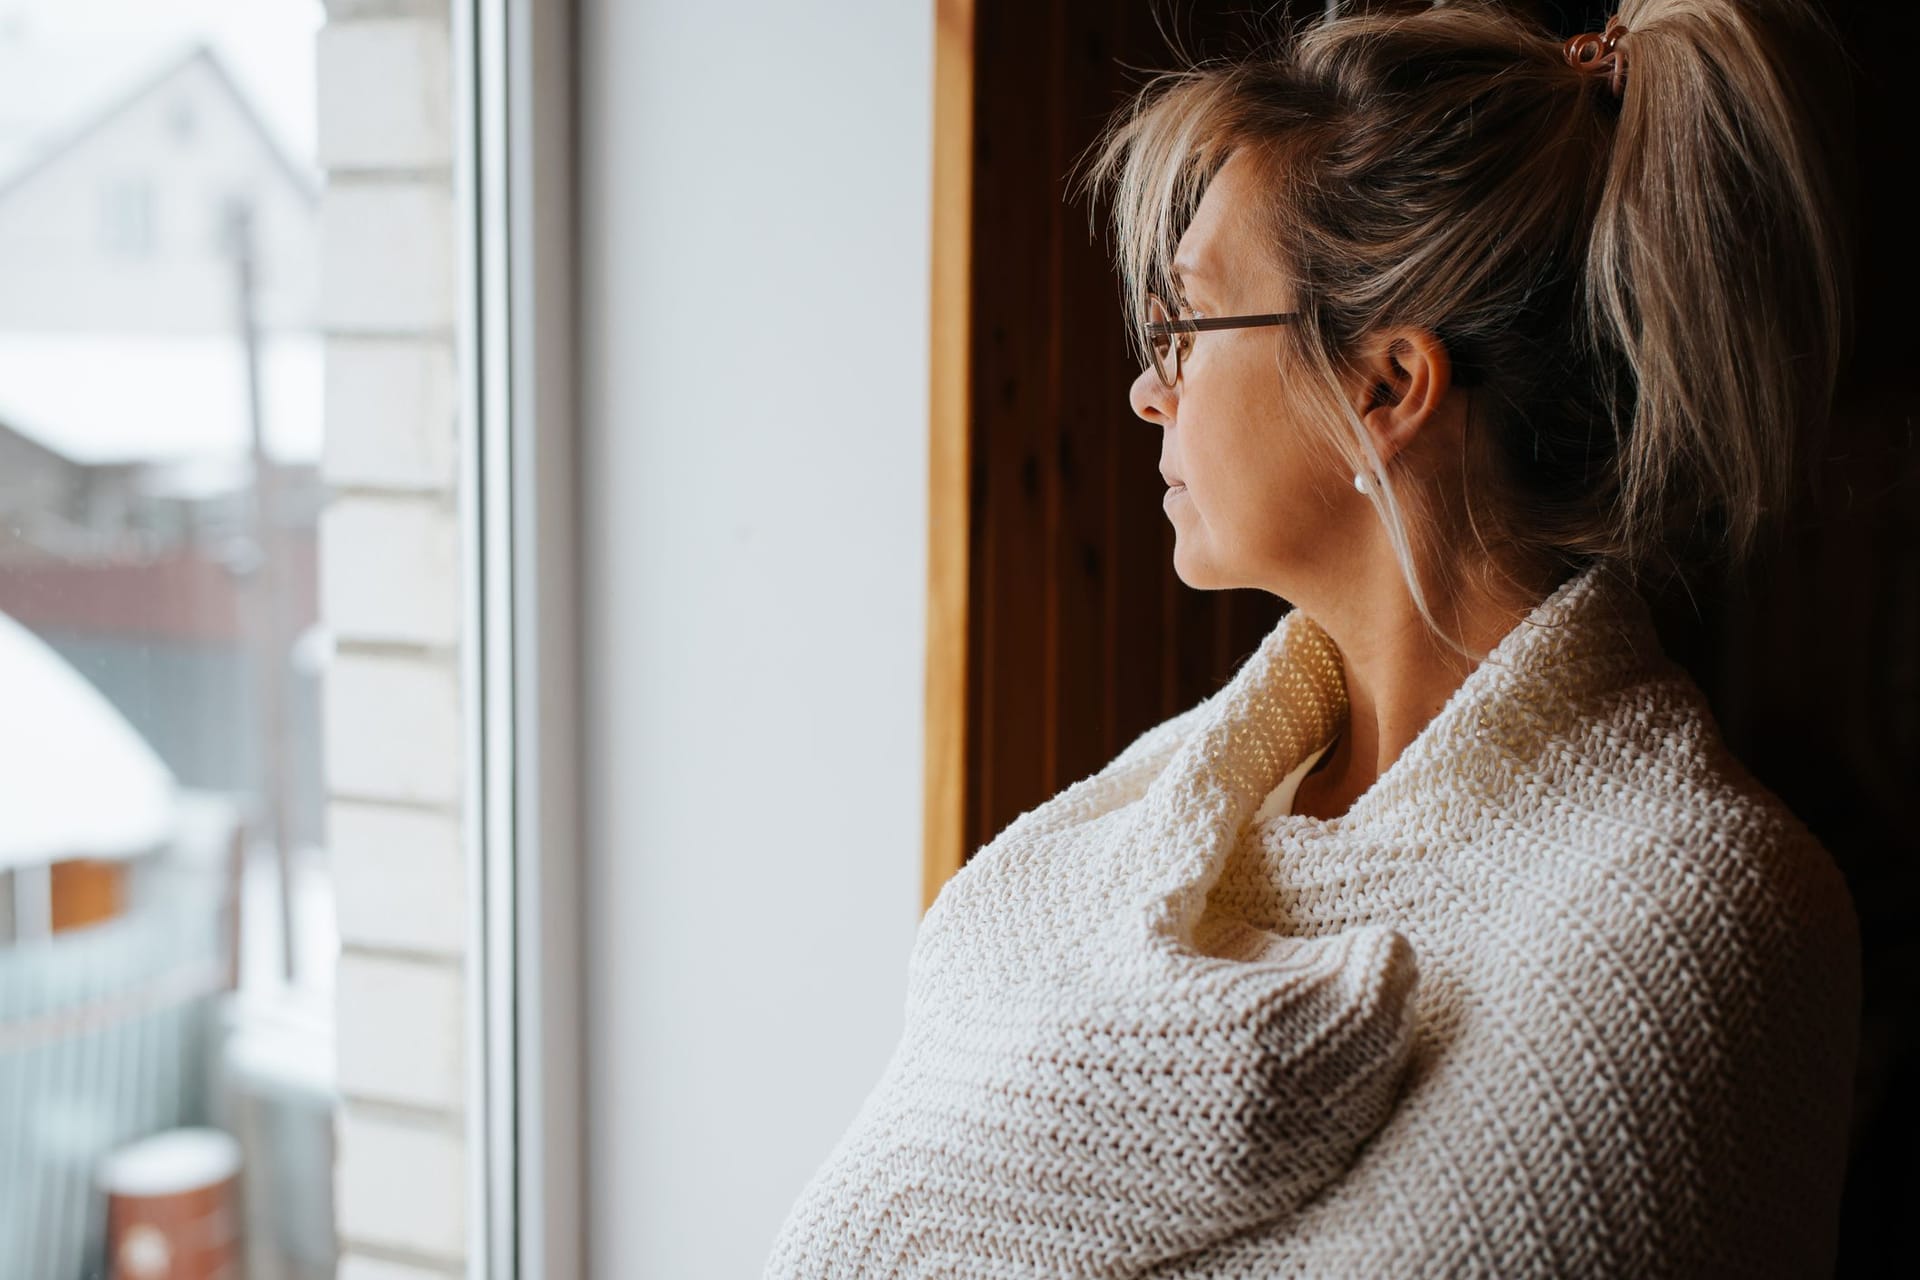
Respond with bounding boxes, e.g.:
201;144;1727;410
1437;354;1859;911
767;1;1860;1275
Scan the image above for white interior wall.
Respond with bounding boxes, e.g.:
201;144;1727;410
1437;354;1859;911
577;2;933;1274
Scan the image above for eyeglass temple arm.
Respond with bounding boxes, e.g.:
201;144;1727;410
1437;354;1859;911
1145;312;1300;335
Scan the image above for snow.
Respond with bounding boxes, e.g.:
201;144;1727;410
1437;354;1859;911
0;607;176;868
0;331;322;465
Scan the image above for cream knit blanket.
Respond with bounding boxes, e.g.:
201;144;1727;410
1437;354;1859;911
766;562;1861;1277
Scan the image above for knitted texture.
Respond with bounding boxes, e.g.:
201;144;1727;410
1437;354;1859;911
765;562;1862;1278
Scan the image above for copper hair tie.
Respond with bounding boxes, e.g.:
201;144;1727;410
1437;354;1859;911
1565;15;1630;98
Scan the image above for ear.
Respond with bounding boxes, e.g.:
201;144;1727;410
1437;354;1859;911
1351;328;1454;466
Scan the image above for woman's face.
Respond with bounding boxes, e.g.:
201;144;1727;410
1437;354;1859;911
1129;150;1356;594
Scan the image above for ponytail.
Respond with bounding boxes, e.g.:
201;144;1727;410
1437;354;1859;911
1590;0;1851;573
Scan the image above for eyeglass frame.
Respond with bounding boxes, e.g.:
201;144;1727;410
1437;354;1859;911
1141;290;1301;388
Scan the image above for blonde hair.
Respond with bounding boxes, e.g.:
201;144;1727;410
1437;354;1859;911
1074;0;1852;660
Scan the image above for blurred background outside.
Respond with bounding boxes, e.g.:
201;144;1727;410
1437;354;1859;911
0;2;337;1277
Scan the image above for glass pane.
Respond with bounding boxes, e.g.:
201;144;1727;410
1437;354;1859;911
0;3;333;1278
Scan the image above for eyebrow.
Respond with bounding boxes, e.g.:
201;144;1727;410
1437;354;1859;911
1169;260;1212;298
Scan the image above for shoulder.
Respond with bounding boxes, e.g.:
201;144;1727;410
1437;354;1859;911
1509;671;1863;1260
1512;662;1861;1023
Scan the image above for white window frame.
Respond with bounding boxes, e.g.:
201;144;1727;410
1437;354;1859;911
455;1;581;1276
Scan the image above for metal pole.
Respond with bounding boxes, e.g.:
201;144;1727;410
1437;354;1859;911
229;201;297;985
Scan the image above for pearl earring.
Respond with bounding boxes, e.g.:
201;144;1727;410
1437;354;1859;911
1353;471;1372;495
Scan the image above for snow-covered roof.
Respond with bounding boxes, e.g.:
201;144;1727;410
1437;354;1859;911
0;0;318;190
0;608;176;869
0;331;322;466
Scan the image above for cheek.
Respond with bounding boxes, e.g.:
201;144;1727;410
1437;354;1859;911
1202;419;1321;548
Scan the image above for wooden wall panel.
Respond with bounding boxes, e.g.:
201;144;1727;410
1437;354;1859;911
934;0;1297;889
967;0;1056;862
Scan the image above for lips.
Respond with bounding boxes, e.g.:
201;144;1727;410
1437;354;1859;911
1160;470;1184;487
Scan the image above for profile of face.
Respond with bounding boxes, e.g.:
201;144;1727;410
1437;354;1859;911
1129;150;1443;601
1127;150;1339;594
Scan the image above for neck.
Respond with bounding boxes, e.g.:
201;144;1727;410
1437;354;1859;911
1292;558;1565;816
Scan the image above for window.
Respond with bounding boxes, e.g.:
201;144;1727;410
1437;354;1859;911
2;6;333;1278
0;3;578;1276
98;179;156;256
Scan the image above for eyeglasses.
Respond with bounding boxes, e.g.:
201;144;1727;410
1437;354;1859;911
1142;291;1300;388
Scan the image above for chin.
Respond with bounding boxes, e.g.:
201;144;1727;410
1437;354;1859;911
1171;546;1223;591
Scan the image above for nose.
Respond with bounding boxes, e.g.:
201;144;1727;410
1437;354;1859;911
1129;363;1175;427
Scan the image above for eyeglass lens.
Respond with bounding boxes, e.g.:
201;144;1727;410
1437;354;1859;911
1145;292;1182;386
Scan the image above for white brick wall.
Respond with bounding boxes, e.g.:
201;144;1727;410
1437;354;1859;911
324;338;460;491
339;1256;466;1280
330;801;466;956
335;1108;468;1260
321;183;457;333
318;2;469;1276
324;651;463;805
317;19;453;171
321;497;462;646
336;952;466;1110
